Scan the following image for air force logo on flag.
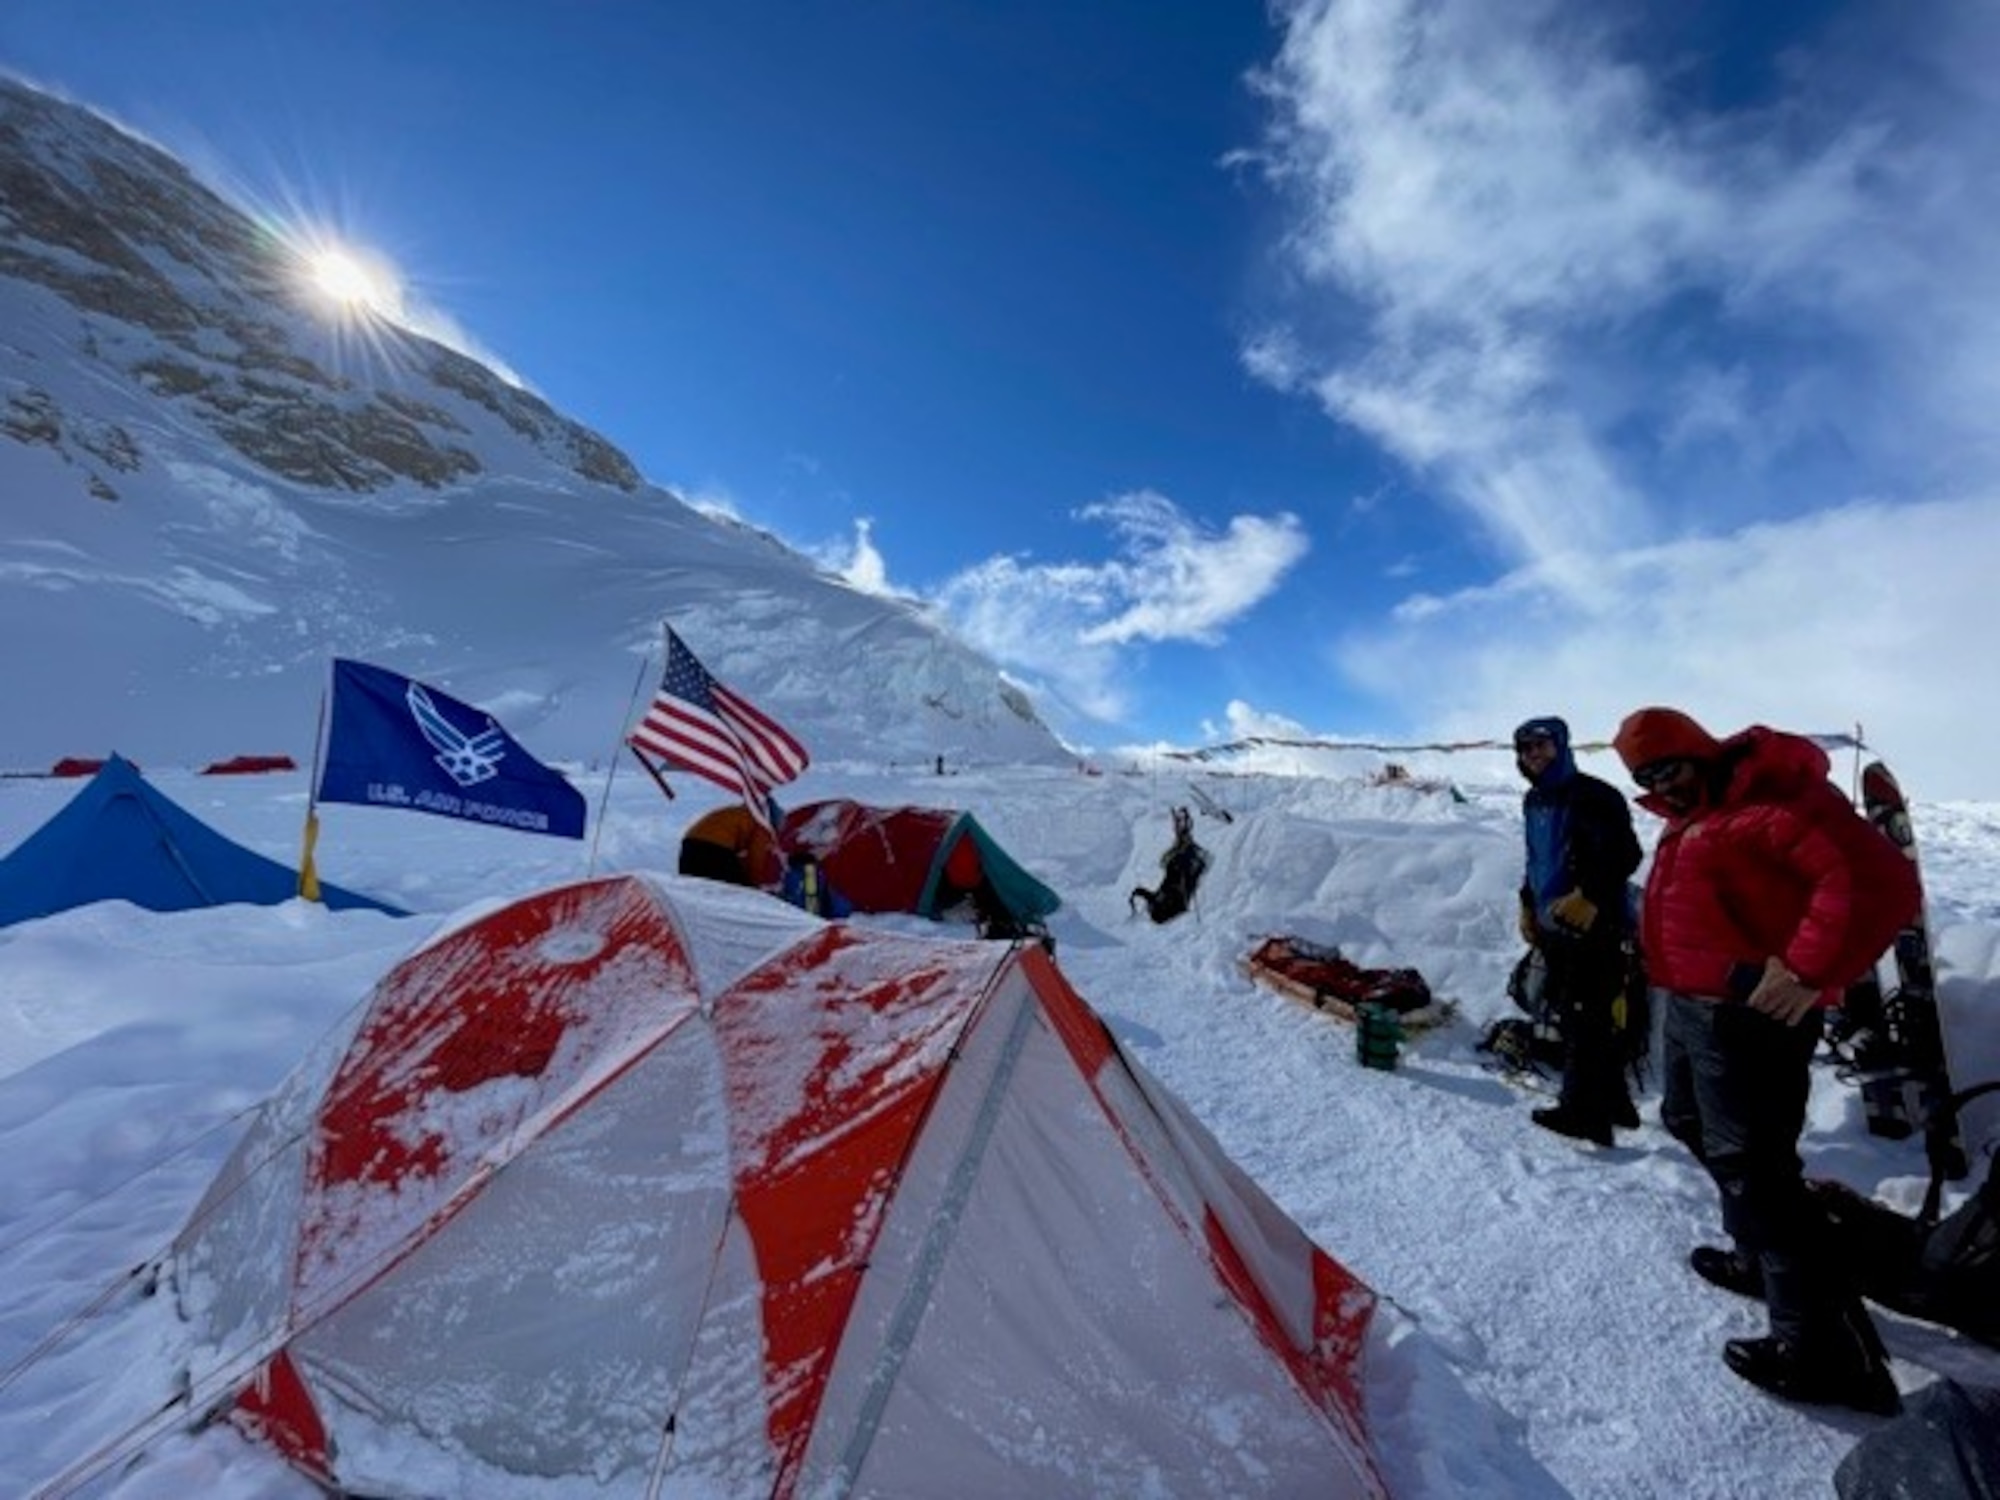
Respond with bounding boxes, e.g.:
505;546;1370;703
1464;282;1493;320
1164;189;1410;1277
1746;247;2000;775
407;682;505;787
316;659;586;839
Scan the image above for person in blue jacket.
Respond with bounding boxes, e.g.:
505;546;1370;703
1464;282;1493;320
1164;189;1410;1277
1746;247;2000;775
1514;715;1643;1146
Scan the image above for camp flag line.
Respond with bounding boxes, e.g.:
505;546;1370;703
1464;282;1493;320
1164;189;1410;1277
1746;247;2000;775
1165;729;1870;762
627;625;809;829
299;658;586;901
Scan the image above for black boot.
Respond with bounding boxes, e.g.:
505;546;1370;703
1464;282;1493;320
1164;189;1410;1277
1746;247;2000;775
1721;1333;1900;1416
1612;1092;1641;1130
1531;1105;1613;1148
1689;1244;1764;1299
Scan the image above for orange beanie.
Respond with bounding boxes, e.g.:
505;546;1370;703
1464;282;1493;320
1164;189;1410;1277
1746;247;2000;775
1612;707;1723;773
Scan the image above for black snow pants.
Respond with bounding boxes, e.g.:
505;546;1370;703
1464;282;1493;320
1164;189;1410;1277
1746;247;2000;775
1541;933;1633;1130
1660;990;1876;1355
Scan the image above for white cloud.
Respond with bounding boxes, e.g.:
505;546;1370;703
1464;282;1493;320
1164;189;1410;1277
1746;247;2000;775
1072;492;1310;646
1318;494;2000;800
1211;699;1311;742
1250;0;2000;579
926;491;1310;725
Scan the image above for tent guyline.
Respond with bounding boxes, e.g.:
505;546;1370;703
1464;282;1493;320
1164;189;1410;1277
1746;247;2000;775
0;1262;150;1404
11;973;436;1494
29;1363;213;1500
29;1327;306;1500
3;955;407;1414
12;1105;345;1498
28;1075;583;1500
2;1094;323;1449
0;1099;263;1271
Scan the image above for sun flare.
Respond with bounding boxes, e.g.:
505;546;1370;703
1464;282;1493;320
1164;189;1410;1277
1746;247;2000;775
298;239;402;321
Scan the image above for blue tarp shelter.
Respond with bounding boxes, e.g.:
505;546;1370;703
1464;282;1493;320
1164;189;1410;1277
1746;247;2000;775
0;754;400;927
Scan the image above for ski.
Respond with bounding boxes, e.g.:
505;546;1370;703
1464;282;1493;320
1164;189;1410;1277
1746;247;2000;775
1849;761;1965;1178
1185;781;1234;823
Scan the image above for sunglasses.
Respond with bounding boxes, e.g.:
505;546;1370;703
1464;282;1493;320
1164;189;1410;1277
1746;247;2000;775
1633;758;1692;791
1514;734;1555;753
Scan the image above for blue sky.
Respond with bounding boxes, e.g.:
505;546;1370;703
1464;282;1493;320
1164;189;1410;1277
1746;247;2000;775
6;1;2000;795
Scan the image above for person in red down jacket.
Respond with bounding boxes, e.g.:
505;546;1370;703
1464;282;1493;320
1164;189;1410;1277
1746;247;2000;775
1613;706;1918;1417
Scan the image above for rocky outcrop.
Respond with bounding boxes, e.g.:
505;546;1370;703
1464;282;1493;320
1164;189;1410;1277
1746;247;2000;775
0;78;640;495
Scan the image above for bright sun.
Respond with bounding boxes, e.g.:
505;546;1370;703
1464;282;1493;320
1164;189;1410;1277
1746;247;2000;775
302;242;401;320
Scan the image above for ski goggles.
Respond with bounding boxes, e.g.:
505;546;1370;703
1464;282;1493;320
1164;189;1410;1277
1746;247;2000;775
1633;758;1695;791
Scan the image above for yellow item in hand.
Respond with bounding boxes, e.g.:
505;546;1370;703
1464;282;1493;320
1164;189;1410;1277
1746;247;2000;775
1548;890;1598;933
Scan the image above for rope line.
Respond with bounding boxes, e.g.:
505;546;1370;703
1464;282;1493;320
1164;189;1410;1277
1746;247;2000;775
0;1102;261;1266
1158;728;1868;763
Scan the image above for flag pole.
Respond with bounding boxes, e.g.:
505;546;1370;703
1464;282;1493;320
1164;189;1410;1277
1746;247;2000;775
586;653;668;876
297;665;333;901
629;742;678;805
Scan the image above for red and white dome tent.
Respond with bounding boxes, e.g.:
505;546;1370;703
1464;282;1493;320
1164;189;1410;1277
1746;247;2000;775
171;873;1389;1498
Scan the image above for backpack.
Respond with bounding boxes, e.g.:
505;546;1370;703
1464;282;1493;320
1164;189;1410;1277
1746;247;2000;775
1833;1378;2000;1500
1483;915;1651;1087
1130;808;1210;924
1811;1080;2000;1350
1483;948;1565;1071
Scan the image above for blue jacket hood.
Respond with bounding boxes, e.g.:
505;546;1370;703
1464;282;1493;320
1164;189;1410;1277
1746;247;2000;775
1514;716;1576;787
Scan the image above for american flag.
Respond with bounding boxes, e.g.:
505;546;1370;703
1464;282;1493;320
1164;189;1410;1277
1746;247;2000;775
629;628;809;815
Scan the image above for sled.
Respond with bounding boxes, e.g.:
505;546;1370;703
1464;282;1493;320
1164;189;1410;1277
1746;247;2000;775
1243;936;1453;1032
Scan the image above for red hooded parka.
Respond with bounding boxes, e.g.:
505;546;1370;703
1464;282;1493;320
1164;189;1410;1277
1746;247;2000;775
1634;727;1918;1003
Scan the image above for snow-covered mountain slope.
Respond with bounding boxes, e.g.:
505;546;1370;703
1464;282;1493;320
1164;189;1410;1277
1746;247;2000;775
0;77;1063;771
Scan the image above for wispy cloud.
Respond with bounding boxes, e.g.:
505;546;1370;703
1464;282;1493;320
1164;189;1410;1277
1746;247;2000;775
1248;0;2000;582
1070;492;1310;646
921;491;1308;723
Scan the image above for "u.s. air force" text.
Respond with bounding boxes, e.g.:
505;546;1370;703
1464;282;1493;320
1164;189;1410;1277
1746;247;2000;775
363;782;551;832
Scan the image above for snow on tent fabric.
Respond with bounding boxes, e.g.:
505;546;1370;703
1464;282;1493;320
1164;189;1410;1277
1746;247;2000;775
0;754;400;926
778;798;1059;929
171;872;1387;1499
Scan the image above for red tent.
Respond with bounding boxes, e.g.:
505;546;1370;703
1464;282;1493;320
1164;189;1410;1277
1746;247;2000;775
779;798;1060;927
172;873;1385;1498
199;755;298;776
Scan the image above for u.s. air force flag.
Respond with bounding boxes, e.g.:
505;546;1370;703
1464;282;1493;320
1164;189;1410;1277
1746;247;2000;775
316;659;586;840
